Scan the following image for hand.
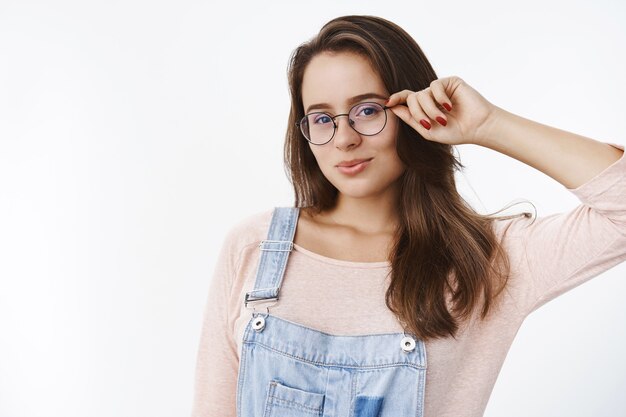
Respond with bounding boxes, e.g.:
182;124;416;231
385;76;499;146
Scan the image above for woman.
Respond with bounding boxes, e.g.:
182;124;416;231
192;15;626;417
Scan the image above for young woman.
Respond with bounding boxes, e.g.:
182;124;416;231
191;15;626;417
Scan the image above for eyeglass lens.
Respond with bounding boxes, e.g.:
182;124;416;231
299;102;387;145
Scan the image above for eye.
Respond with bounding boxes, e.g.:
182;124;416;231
353;103;380;118
313;114;332;124
362;106;377;116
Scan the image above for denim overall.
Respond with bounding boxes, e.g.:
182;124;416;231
236;207;427;417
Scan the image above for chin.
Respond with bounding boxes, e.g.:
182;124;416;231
333;181;386;199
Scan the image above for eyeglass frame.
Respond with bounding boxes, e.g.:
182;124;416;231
295;101;391;145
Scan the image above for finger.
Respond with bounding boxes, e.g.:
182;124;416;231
429;79;453;112
385;89;414;107
416;88;448;127
407;92;433;130
389;104;431;134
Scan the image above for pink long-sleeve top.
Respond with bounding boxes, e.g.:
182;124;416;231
192;142;626;417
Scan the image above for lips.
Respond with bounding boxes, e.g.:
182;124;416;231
335;158;373;175
336;157;373;167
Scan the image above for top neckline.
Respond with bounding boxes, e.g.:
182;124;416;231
292;243;391;269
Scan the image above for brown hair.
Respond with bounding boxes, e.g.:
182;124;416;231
284;15;534;340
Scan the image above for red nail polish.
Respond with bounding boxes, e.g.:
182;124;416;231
420;119;431;130
436;116;447;126
443;103;452;111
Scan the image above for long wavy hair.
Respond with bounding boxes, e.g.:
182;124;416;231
284;15;535;340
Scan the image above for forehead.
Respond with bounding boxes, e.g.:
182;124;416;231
301;51;388;111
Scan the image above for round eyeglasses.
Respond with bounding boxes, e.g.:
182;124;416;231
295;101;389;145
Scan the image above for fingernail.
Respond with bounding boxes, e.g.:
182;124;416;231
443;103;452;111
420;119;431;130
436;116;447;126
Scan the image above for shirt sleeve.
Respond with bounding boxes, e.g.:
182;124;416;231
191;227;241;417
506;142;626;315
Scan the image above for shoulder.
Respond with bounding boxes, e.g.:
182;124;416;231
491;214;531;237
487;198;539;241
219;207;277;260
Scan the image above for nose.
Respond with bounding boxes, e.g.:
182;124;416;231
332;114;362;150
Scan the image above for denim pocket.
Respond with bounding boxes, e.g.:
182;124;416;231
262;379;325;417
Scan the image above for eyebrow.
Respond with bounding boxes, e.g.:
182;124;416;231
305;92;388;114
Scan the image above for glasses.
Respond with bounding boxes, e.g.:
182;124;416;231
295;101;389;145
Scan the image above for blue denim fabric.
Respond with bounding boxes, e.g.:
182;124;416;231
236;207;427;417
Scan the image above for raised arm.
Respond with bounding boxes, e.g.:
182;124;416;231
385;76;626;313
476;105;624;189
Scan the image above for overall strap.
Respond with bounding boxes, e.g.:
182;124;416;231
244;206;300;309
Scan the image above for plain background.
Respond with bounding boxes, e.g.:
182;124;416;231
1;0;625;416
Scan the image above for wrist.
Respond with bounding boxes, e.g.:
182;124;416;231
472;105;509;148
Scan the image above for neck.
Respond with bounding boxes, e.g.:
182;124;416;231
327;183;401;235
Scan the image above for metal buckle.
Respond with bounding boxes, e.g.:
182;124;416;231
244;293;279;310
258;240;294;252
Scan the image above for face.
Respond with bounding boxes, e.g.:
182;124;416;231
301;51;406;199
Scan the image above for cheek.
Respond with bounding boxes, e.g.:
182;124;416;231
380;126;401;160
308;145;322;164
308;146;333;174
381;132;406;174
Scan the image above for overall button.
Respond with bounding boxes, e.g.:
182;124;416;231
252;315;266;332
400;335;416;352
